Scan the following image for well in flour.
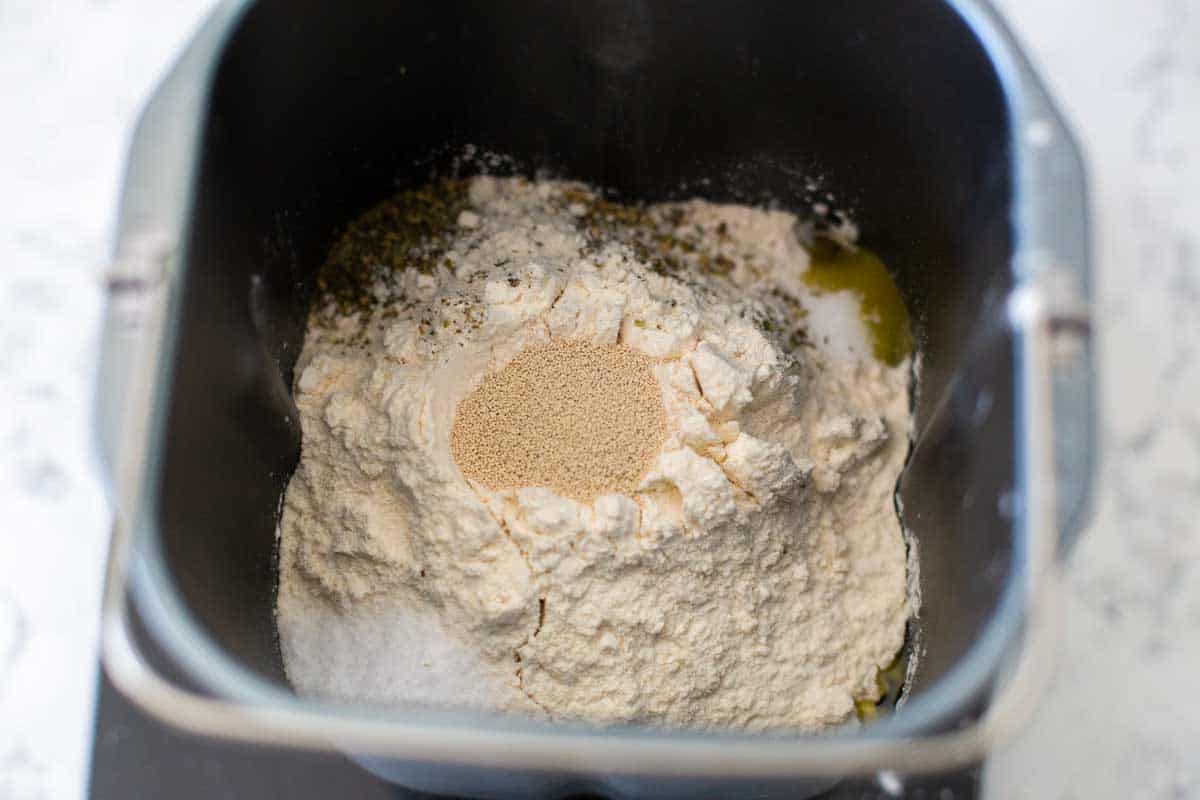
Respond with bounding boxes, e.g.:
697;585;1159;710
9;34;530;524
451;340;667;503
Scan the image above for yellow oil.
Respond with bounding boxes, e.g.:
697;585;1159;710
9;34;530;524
854;698;879;721
854;653;910;723
802;238;913;367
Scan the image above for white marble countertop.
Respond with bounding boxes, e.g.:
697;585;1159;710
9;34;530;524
1;1;1197;797
984;1;1200;797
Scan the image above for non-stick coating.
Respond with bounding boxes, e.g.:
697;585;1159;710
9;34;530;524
157;0;1014;719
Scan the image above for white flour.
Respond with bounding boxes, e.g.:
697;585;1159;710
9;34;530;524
276;177;913;731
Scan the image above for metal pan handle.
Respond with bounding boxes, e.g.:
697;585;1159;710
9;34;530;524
98;270;1067;779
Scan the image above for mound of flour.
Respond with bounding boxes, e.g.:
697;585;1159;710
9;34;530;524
276;177;913;731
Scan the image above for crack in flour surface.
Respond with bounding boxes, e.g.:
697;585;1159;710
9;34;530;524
276;176;914;732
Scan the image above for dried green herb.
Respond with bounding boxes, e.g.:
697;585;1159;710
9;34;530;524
316;178;468;314
555;189;748;281
313;177;911;370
